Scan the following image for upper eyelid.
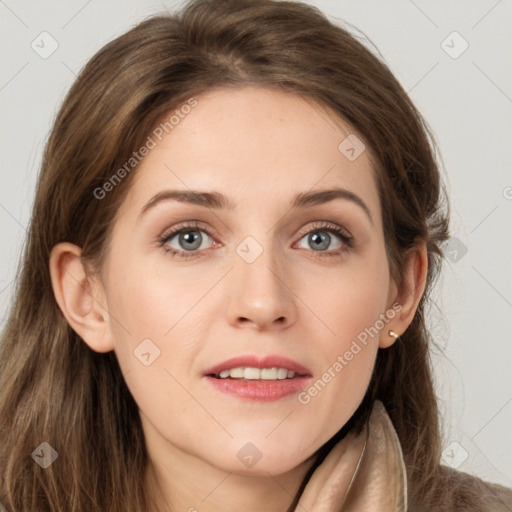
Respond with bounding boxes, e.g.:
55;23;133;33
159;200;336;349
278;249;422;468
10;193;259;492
159;220;216;240
296;221;352;237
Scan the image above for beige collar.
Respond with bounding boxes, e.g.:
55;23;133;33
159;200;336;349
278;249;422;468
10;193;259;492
295;401;407;512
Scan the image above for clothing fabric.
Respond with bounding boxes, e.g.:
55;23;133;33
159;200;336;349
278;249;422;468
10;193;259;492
295;400;512;511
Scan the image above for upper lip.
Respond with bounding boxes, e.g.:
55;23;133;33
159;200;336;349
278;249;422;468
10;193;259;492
203;354;312;377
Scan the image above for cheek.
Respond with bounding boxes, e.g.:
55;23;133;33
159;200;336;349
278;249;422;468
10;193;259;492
106;253;213;344
106;263;207;444
102;257;179;380
296;257;389;424
104;257;217;400
306;253;390;349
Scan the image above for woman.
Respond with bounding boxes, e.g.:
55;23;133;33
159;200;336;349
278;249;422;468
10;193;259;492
0;0;510;510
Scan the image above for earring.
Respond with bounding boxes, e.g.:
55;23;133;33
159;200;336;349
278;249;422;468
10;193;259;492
389;330;399;340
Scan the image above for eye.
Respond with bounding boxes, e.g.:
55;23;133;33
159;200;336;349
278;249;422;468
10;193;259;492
158;221;216;260
295;221;354;257
158;220;355;260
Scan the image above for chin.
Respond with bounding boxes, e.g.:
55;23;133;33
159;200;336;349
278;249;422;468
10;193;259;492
223;457;307;477
209;439;315;477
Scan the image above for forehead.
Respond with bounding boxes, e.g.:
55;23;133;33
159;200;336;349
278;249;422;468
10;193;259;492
118;86;381;223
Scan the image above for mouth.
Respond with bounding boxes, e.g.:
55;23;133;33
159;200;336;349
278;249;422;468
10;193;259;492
203;353;311;379
207;366;306;380
202;355;312;401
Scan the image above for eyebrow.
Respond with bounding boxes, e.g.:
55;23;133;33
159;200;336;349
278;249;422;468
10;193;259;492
139;187;373;225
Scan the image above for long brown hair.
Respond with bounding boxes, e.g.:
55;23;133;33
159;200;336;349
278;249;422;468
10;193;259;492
1;0;451;510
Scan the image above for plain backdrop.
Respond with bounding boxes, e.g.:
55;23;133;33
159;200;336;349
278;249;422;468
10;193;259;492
1;0;511;487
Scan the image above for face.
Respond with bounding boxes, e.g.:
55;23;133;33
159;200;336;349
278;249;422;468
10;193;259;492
99;86;398;476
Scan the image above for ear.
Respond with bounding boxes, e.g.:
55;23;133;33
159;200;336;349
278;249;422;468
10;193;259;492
49;242;115;353
380;240;428;349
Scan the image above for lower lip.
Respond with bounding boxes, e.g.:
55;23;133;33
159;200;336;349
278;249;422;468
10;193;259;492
204;375;312;401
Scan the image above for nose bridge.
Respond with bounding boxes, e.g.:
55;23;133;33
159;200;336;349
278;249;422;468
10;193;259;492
226;232;296;328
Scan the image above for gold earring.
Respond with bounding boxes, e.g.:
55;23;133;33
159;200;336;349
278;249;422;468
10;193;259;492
389;330;399;340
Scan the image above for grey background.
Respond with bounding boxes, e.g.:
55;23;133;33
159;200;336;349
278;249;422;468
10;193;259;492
1;0;511;487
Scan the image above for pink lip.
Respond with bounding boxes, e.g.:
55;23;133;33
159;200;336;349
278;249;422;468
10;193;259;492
202;354;311;377
205;375;312;401
202;354;312;402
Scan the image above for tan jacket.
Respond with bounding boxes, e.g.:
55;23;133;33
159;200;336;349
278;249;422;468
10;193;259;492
296;401;512;511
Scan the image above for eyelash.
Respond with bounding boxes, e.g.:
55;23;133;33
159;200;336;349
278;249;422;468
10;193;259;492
158;220;355;260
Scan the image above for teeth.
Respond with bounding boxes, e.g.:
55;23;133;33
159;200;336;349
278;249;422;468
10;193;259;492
216;367;297;380
244;367;261;380
229;367;244;378
277;368;289;379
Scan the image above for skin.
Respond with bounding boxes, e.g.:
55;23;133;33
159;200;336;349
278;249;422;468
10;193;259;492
50;86;427;511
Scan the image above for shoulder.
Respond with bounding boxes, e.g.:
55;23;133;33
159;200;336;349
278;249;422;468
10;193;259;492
411;464;512;512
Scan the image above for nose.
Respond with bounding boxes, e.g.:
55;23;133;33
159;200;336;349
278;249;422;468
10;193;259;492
225;240;298;331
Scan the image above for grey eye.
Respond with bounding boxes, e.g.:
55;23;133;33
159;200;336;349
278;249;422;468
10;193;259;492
166;229;213;252
297;231;343;252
